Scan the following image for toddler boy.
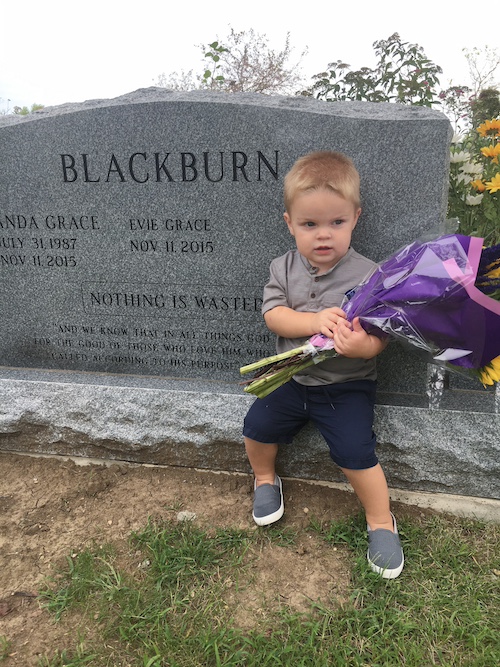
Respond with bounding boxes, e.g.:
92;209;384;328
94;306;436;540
243;151;404;579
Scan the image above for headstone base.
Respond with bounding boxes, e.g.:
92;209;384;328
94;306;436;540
0;369;498;500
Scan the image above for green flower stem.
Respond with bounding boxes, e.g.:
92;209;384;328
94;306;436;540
243;350;338;399
239;345;310;375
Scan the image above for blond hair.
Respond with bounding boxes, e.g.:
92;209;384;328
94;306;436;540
283;151;361;212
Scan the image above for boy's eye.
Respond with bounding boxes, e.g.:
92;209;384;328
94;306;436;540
333;219;345;225
304;221;316;227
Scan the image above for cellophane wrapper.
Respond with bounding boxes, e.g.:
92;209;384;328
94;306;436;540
341;234;500;370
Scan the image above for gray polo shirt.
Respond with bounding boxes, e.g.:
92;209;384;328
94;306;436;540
262;248;379;386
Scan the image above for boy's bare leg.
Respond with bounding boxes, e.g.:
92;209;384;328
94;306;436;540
340;464;394;532
244;437;278;486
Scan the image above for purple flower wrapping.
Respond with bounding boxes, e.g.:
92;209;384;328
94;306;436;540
342;234;500;370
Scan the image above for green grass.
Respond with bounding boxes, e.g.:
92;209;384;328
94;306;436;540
0;636;11;662
35;513;500;667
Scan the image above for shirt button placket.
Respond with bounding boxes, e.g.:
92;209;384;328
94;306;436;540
310;275;319;301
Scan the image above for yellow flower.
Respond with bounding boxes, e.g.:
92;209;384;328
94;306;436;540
480;144;500;160
479;355;500;386
471;179;486;192
485;173;500;193
487;265;500;278
485;256;500;277
477;118;500;138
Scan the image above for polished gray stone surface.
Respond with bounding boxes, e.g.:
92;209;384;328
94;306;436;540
0;89;451;396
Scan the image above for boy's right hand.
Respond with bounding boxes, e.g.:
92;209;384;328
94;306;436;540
311;307;346;338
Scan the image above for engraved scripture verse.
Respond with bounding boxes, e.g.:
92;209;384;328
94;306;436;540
0;211;275;377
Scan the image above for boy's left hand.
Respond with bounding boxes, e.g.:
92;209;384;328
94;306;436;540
333;317;384;359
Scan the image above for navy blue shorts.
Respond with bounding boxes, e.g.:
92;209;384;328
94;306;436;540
243;379;378;470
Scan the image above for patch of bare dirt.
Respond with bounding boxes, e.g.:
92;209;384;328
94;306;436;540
0;451;427;665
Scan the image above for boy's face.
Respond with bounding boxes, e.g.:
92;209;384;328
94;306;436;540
284;188;361;274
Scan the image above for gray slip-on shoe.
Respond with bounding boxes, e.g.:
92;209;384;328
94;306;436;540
367;513;404;579
252;475;284;526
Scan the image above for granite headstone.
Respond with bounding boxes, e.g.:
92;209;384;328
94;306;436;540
0;89;498;502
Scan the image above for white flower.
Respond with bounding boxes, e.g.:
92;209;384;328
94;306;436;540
457;173;473;185
451;133;465;145
450;150;472;163
466;194;484;206
460;162;483;175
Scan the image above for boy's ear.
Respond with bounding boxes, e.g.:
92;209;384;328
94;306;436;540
353;208;362;227
284;211;294;236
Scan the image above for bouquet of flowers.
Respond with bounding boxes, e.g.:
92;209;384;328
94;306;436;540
240;234;500;399
448;118;500;246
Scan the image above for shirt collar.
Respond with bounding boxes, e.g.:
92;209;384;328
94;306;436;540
299;247;353;277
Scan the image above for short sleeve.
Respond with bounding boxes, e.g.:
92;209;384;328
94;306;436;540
262;256;289;315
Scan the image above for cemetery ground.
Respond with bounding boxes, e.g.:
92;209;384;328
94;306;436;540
0;451;499;666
